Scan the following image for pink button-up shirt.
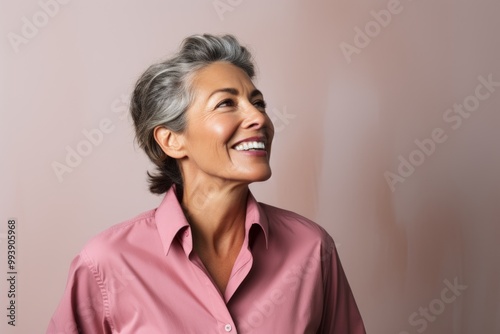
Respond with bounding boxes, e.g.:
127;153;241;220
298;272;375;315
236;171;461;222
47;188;365;333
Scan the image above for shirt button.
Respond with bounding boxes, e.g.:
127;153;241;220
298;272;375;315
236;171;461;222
224;324;232;332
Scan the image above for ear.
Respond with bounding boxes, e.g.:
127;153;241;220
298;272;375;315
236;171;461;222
153;126;187;159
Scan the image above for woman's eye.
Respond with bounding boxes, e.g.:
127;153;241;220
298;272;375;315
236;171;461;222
253;100;267;110
216;99;235;108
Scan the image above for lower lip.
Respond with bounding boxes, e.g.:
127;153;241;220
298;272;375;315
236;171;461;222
234;149;268;157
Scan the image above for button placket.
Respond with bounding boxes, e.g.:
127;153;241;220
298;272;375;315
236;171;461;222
190;257;237;334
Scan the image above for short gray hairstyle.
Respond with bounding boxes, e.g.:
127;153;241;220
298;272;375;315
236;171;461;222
130;34;255;195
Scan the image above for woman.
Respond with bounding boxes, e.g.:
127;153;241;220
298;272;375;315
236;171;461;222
47;34;366;333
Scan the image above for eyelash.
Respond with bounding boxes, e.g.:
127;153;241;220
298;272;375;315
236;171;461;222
253;99;267;110
215;99;267;111
216;99;235;108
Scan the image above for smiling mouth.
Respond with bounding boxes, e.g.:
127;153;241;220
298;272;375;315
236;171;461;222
234;141;266;151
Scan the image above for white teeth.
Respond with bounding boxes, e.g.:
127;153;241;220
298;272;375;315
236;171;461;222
234;141;266;151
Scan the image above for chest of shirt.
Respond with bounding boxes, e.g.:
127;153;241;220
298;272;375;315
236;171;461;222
98;236;325;333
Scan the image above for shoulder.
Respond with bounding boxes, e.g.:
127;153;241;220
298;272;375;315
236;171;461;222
257;202;338;285
259;202;334;248
78;208;159;266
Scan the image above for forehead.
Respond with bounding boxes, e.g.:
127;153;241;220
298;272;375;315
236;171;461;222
190;61;256;96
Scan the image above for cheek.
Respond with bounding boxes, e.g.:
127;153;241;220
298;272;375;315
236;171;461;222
208;118;237;145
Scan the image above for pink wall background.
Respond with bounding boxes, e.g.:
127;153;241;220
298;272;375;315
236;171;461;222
1;1;499;333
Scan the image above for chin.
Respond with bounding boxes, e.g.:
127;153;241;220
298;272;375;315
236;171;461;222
248;169;272;183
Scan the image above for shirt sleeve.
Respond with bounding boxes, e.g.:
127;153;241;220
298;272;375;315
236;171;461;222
318;236;366;334
46;253;112;334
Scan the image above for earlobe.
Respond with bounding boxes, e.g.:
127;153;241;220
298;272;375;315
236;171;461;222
153;126;186;159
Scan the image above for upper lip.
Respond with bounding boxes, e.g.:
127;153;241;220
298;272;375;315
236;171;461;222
232;136;267;148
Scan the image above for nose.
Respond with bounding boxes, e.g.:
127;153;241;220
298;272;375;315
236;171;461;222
241;102;272;131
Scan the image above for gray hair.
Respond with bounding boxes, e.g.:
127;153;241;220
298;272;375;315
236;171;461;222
130;34;255;195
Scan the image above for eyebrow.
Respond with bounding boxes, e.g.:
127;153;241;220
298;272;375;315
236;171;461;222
208;88;264;100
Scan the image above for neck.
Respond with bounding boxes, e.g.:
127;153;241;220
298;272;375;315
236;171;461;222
181;180;248;257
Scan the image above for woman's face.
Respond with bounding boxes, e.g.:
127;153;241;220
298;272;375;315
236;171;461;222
179;61;274;186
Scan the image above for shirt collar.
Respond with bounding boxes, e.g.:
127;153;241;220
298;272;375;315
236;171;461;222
154;186;269;256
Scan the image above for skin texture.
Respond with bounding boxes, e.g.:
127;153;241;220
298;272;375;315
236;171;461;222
154;61;274;293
